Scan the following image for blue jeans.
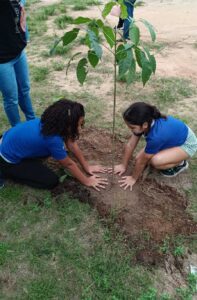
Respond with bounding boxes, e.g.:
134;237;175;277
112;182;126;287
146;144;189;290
0;51;35;126
123;0;136;39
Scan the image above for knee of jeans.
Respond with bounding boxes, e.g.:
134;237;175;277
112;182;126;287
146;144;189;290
19;82;30;94
3;94;18;108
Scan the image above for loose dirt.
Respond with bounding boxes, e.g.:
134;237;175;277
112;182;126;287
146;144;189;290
49;128;197;266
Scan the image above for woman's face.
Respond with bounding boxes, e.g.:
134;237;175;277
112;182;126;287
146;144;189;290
126;122;148;135
77;116;85;134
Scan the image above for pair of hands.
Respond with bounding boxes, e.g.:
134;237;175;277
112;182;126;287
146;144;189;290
86;164;136;192
109;164;136;191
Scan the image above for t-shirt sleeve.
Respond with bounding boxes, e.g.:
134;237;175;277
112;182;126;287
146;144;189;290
145;138;165;154
46;136;67;160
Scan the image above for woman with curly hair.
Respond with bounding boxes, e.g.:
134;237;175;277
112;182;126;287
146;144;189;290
0;99;108;190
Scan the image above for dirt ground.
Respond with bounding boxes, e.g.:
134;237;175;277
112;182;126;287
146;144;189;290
47;127;197;295
50;129;197;264
35;0;197;295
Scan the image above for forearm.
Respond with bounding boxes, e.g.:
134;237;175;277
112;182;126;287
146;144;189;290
122;135;140;167
122;143;134;167
131;160;147;181
66;140;89;173
60;158;88;186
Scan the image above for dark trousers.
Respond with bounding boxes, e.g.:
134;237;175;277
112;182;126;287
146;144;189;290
0;156;59;189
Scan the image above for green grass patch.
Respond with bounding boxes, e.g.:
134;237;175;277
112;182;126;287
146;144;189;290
52;61;65;71
54;15;74;29
153;77;195;106
30;66;49;82
0;188;156;299
72;4;88;10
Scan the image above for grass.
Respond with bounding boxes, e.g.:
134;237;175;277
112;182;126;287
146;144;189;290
61;0;102;5
0;186;156;299
54;15;74;29
72;4;88;11
52;61;65;71
0;0;196;299
30;66;49;82
152;77;195;107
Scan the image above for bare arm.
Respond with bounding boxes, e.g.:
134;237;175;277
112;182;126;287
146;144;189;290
59;156;89;185
131;152;153;181
112;134;141;175
122;134;141;168
66;139;106;175
119;151;153;191
66;139;90;173
59;156;108;191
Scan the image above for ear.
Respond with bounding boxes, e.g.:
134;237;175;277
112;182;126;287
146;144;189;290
142;122;149;130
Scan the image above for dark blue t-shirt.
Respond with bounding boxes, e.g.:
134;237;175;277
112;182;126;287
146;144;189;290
0;118;67;163
145;116;188;154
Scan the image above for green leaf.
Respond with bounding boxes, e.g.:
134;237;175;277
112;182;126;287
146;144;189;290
149;55;156;73
134;47;146;68
88;50;99;68
96;19;104;28
126;59;136;84
73;17;91;24
66;52;82;75
62;28;80;46
87;30;103;59
118;48;133;77
140;19;156;42
142;46;157;74
129;23;140;46
102;26;115;48
142;61;152;86
116;44;127;62
77;58;88;85
102;1;117;18
120;3;128;19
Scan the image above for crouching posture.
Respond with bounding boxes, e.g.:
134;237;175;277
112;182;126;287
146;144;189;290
0;99;108;191
113;102;197;191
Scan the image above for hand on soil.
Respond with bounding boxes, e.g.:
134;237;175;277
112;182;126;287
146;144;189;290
88;165;107;175
108;164;126;175
86;175;108;191
119;176;136;191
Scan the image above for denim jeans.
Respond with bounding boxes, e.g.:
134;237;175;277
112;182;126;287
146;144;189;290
123;0;136;39
0;51;35;126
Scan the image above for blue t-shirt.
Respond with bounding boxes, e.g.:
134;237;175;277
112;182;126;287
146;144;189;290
145;116;188;154
0;118;67;163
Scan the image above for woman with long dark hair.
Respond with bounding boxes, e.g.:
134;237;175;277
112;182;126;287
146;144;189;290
0;99;108;190
112;102;197;190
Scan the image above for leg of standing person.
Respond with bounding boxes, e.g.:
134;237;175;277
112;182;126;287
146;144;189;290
117;17;124;29
15;51;35;121
0;157;59;189
0;57;21;126
123;0;135;39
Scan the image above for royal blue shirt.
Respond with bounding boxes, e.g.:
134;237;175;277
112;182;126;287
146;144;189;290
0;118;67;163
145;116;188;154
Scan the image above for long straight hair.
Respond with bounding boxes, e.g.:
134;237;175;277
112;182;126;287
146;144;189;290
123;102;166;128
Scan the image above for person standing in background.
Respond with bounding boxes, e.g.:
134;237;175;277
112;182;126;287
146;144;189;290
0;0;35;127
116;0;136;40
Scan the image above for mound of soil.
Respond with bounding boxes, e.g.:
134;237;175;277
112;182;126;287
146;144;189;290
50;128;197;265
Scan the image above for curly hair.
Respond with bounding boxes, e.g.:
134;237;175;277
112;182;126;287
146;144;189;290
41;98;85;141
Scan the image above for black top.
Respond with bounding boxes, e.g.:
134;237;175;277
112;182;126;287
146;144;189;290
0;0;27;63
